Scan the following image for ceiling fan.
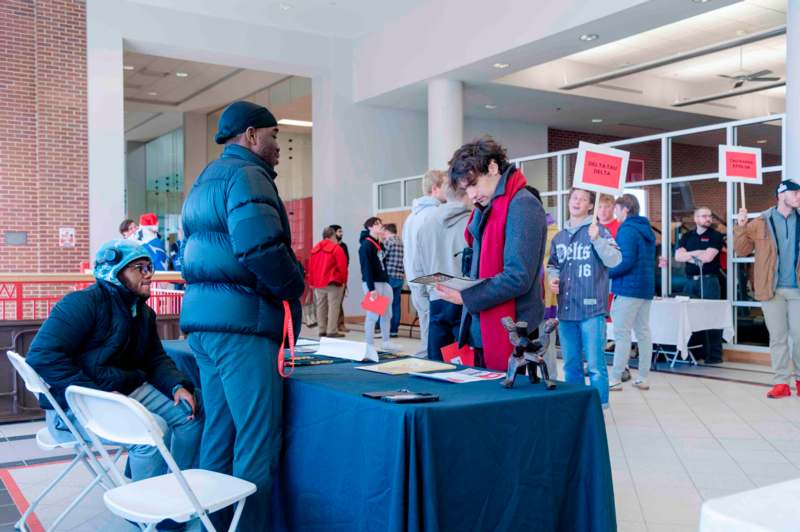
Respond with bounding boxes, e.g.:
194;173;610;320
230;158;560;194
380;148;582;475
718;69;780;88
718;47;780;88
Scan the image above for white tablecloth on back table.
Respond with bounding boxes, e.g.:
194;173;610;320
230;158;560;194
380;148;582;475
607;298;734;359
700;478;800;531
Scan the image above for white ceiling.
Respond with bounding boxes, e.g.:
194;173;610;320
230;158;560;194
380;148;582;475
124;52;308;141
125;0;429;39
521;0;787;92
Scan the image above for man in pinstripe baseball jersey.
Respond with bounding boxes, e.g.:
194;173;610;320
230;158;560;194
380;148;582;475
547;187;621;408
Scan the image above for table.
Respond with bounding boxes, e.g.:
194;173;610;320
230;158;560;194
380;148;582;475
607;298;734;361
699;478;800;531
163;340;616;532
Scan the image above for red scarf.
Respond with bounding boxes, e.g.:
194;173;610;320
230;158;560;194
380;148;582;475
465;169;527;370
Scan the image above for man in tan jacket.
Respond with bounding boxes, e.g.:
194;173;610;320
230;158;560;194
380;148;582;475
734;179;800;398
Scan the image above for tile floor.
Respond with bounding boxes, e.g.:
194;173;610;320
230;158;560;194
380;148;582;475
0;328;797;531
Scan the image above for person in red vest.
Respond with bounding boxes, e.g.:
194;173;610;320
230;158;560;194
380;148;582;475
308;226;349;338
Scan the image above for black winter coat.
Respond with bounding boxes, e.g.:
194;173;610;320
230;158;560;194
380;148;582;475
26;280;193;410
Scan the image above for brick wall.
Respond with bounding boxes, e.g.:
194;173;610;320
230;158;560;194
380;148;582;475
0;0;88;273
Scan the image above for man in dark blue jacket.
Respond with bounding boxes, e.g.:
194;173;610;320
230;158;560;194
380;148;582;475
608;194;656;391
180;101;305;531
27;239;200;484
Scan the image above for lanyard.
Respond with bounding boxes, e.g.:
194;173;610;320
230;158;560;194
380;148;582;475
277;300;295;378
366;237;382;252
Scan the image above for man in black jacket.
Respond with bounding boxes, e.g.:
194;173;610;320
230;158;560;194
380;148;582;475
27;239;201;484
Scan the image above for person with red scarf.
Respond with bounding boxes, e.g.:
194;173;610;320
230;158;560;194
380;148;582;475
436;137;546;371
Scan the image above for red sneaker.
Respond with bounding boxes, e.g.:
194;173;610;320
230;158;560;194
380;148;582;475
767;384;792;399
796;381;800;396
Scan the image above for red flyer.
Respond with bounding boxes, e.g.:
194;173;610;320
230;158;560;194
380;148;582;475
361;292;390;315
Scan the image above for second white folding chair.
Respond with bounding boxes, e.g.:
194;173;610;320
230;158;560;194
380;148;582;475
65;385;256;532
5;351;122;532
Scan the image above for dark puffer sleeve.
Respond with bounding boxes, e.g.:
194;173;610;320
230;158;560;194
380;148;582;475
226;166;305;301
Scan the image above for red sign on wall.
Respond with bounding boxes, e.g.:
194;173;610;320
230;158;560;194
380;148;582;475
573;142;630;195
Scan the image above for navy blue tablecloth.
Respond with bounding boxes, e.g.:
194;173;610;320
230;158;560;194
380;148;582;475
163;340;616;532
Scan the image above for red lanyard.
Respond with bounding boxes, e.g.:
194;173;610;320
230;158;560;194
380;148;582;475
278;300;295;378
367;237;382;252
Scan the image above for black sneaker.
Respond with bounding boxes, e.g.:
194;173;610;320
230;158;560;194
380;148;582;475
621;368;632;382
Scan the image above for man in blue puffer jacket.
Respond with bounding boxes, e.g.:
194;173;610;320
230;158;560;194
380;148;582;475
27;239;201;486
608;194;657;391
180;101;305;531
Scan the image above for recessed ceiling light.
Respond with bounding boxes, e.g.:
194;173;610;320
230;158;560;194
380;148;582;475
147;91;158;96
691;0;711;3
278;119;312;127
756;139;768;144
123;65;134;71
279;2;292;10
579;33;599;42
493;62;510;69
484;104;497;110
175;72;189;78
591;118;603;123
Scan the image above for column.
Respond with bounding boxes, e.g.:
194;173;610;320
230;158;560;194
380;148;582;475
87;0;125;255
427;79;463;170
787;0;799;180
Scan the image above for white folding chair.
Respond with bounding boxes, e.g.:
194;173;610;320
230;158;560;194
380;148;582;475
5;351;122;532
65;385;256;532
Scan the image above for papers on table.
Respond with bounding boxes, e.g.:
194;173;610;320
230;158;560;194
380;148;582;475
410;273;484;292
410;368;506;383
296;339;319;347
356;358;455;375
314;337;379;362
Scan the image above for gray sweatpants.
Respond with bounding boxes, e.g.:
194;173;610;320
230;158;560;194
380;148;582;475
610;296;653;382
761;288;800;385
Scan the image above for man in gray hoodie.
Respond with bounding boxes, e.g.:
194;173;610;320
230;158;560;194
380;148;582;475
414;182;474;360
403;170;447;355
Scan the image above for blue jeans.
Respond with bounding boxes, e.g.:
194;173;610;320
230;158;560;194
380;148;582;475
388;278;404;334
46;382;202;481
559;315;609;406
190;331;283;532
428;299;462;361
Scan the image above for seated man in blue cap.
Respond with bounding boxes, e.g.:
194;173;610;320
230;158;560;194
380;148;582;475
181;100;306;530
27;239;202;489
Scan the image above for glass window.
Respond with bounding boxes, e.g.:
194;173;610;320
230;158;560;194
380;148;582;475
734;171;781;215
614;140;661;183
735;119;782;167
520;157;558;194
378;182;402;210
734;305;769;347
668;179;728;297
540;194;557;224
404;178;423;207
670;129;727;178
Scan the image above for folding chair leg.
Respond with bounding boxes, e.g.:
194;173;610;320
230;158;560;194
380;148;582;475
16;452;83;530
228;499;247;532
49;465;108;531
199;510;217;532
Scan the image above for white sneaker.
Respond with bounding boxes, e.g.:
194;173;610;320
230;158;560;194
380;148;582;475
609;380;623;391
633;378;649;390
380;341;403;353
